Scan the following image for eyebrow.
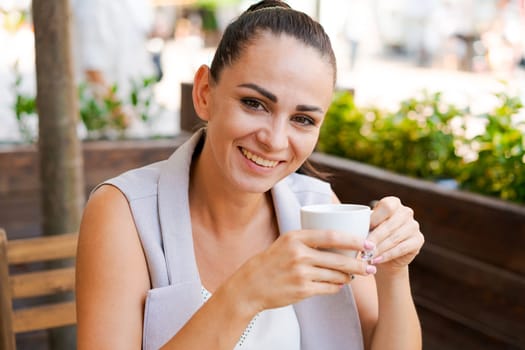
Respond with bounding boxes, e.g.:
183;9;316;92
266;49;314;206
238;83;324;113
238;83;277;103
296;104;324;113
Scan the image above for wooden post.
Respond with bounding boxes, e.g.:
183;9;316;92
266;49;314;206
32;0;84;349
0;229;16;350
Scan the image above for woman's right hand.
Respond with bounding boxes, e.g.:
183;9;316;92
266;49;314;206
226;229;377;313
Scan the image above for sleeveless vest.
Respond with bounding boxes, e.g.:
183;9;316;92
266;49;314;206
102;130;364;350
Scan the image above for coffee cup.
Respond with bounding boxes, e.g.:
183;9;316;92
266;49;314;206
300;203;371;258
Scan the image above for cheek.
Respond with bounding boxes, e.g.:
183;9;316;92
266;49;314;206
210;97;243;126
207;103;235;133
291;132;319;159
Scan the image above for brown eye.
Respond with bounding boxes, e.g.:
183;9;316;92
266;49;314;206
241;98;266;111
292;115;315;126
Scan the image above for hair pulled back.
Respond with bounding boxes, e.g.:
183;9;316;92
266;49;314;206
209;0;337;84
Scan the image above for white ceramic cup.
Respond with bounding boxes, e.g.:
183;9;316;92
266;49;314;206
300;203;371;258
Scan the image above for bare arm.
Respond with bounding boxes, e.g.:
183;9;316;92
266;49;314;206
352;266;420;350
160;271;260;349
334;195;423;349
370;267;421;349
76;185;150;349
368;197;423;349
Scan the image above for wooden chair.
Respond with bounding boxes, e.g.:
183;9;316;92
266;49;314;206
0;228;78;350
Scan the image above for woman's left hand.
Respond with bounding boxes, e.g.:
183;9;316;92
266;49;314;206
367;196;424;273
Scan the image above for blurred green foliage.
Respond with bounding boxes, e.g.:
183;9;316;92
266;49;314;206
79;76;159;139
78;83;124;135
13;62;37;142
130;76;158;123
457;93;524;202
196;0;241;31
13;71;161;142
318;90;525;204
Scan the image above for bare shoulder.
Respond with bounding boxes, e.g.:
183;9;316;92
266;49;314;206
78;184;146;263
80;184;135;234
77;184;150;349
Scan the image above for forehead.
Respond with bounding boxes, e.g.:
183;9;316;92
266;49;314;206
218;32;334;106
237;32;333;80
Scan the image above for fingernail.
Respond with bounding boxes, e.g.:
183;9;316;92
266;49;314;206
364;240;375;250
366;265;377;275
371;256;383;264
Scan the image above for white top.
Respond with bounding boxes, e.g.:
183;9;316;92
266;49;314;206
202;287;301;349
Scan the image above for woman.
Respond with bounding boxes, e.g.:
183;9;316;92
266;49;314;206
76;1;424;349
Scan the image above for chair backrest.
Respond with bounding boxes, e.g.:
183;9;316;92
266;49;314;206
0;228;78;350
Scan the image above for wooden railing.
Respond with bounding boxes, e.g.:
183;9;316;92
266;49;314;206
310;152;525;349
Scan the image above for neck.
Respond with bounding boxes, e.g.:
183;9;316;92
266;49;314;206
189;145;273;237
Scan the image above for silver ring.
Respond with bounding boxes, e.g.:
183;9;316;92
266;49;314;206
360;250;375;262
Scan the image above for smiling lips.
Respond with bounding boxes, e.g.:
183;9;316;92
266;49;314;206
240;147;279;168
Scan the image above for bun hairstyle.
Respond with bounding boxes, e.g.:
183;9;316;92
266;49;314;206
209;0;336;85
245;0;291;11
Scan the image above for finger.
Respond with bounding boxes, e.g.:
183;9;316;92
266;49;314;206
281;266;348;301
306;280;345;296
368;204;414;246
374;219;419;257
308;248;377;277
374;231;424;264
308;266;352;285
370;196;401;229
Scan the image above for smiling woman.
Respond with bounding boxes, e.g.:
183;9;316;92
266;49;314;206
76;1;424;350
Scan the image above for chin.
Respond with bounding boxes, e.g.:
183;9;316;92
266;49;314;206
239;182;274;194
233;176;278;194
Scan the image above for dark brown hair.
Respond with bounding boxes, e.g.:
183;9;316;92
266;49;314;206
209;0;337;85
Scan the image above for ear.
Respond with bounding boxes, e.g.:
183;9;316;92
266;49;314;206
192;65;212;122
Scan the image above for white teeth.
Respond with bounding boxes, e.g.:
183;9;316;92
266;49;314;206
241;148;278;168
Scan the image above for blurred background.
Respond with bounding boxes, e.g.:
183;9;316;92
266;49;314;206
1;0;524;142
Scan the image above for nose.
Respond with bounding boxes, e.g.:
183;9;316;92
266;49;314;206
256;116;289;151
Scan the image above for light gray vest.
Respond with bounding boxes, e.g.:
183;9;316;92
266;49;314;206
104;130;364;350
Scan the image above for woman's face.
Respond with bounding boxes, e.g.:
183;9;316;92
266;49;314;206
200;32;335;194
